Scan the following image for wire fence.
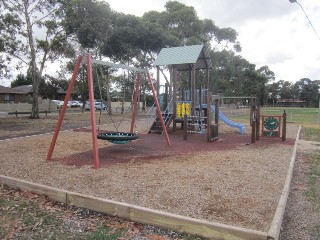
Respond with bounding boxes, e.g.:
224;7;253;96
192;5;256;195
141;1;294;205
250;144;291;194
222;106;320;125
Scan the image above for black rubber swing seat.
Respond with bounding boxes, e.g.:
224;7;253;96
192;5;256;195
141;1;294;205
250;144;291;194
97;132;139;144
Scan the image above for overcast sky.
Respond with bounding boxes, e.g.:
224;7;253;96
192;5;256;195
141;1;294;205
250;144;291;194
106;0;320;83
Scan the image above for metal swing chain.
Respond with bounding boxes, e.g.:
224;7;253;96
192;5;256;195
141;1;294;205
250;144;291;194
96;67;138;134
114;72;137;132
96;67;119;132
95;68;103;132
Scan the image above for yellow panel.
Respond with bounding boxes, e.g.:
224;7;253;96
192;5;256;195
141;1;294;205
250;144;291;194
185;103;190;115
176;102;191;118
176;103;181;118
181;103;185;117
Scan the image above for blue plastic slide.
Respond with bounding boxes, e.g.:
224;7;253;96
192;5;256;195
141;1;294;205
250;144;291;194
211;105;246;134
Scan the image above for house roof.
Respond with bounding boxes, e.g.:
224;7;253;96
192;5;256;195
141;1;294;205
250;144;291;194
153;44;213;71
12;85;33;93
0;85;27;94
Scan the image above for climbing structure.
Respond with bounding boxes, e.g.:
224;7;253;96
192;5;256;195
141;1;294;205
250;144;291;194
151;44;218;141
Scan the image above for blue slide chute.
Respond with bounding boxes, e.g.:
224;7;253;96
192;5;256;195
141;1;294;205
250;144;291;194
210;105;246;134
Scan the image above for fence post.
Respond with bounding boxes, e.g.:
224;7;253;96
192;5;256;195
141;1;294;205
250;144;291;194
282;110;287;141
251;105;256;144
256;105;260;141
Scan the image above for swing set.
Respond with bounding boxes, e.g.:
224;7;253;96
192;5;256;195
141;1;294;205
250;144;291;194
46;54;170;169
95;68;139;144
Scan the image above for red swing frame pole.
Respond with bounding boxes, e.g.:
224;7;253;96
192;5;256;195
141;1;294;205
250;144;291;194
130;73;141;133
87;54;100;169
47;55;83;161
146;71;171;146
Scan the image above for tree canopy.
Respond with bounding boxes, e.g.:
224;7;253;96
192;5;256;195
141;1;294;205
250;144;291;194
1;0;318;110
0;0;75;118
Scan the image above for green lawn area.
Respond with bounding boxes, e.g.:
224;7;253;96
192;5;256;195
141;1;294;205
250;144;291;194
261;107;320;125
226;107;320;128
302;127;320;239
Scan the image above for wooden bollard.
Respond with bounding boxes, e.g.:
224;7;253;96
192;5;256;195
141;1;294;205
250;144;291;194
251;105;256;144
183;114;188;140
282;110;287;141
256;105;260;141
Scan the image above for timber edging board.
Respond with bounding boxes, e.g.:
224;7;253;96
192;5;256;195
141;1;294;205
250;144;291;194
267;126;301;240
66;192;267;240
0;174;267;240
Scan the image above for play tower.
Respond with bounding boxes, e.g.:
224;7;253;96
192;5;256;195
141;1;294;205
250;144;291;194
150;44;219;142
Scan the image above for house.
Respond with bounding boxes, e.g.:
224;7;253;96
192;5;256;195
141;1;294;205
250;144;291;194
12;85;45;103
12;85;33;99
0;85;29;103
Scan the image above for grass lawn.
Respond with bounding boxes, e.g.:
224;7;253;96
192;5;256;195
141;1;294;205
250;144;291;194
303;127;320;238
262;107;320;125
0;186;203;240
227;107;320;128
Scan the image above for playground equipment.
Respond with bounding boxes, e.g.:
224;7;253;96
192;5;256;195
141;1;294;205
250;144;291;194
210;105;245;134
151;44;247;141
152;44;220;142
250;101;287;143
46;54;170;169
97;132;139;144
95;70;139;145
261;113;286;139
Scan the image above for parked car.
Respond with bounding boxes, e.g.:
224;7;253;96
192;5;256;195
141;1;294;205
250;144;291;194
51;100;71;108
68;101;82;108
51;100;63;108
84;101;107;110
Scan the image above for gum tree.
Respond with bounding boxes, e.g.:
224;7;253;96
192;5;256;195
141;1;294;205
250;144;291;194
63;0;113;113
0;0;74;118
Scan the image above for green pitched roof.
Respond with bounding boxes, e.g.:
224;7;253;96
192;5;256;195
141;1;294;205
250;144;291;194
154;44;212;70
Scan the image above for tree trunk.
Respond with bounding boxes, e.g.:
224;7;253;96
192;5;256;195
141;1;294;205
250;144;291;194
24;0;39;118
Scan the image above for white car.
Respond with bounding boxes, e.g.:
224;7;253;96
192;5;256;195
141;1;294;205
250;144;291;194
84;101;107;110
51;100;63;108
68;101;82;108
51;100;71;108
